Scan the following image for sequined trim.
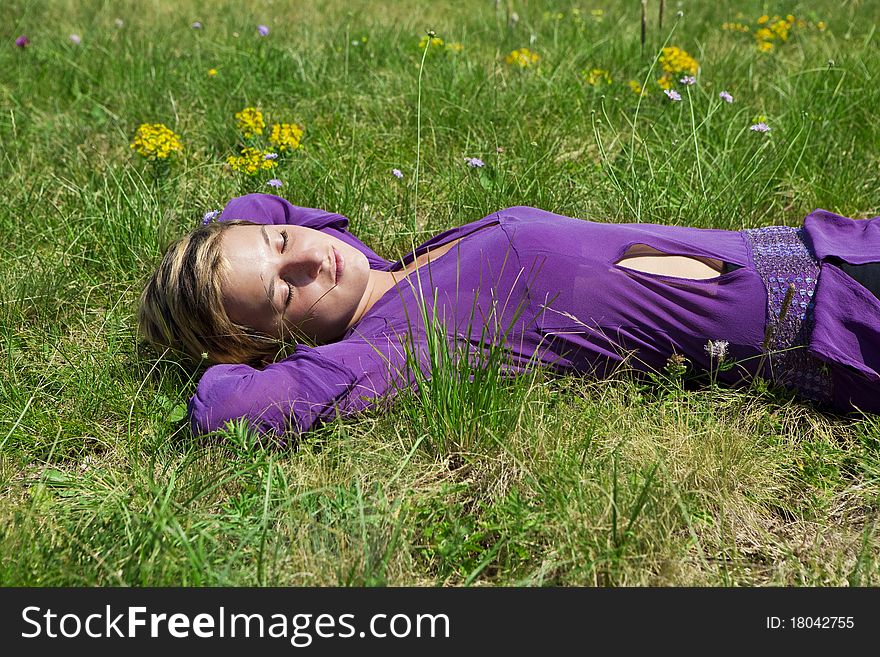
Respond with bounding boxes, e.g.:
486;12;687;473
743;226;833;403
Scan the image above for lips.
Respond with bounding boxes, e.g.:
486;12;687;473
332;247;344;283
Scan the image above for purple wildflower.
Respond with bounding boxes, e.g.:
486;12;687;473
465;157;485;168
664;88;682;102
15;35;29;48
191;21;202;29
392;168;404;179
69;34;81;45
679;75;696;85
750;122;771;133
257;25;270;37
719;90;733;103
201;210;220;225
266;179;283;188
263;152;278;160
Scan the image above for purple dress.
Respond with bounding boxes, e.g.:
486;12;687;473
189;194;880;436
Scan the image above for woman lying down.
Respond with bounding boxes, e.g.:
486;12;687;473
138;193;880;437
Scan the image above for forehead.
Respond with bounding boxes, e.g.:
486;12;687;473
221;223;270;256
217;226;270;296
218;228;278;332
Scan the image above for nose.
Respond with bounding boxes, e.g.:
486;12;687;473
279;244;324;287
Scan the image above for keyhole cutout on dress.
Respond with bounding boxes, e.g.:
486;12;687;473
616;244;727;280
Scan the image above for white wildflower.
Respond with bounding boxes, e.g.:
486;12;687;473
704;340;729;360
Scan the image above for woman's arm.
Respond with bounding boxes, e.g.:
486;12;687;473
188;335;418;438
218;193;392;270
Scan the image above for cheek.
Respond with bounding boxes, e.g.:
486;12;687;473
345;249;369;285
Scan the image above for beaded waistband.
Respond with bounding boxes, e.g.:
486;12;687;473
742;226;833;403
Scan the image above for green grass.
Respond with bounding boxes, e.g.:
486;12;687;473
1;0;879;586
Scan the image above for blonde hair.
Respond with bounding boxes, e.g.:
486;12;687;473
138;220;283;365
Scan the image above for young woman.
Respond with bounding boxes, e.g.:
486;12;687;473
139;193;880;437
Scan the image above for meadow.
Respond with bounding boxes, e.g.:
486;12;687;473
1;0;879;586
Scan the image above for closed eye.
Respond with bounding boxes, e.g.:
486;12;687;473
280;229;293;308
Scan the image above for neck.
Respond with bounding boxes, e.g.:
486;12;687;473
346;269;402;330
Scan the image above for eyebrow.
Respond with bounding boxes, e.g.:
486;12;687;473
261;226;276;310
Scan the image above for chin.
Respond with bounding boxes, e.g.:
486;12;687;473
346;249;370;287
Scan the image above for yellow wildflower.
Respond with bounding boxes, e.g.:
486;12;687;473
721;22;750;33
129;123;183;160
659;46;698;76
770;19;790;41
786;14;795;23
208;68;217;77
505;47;540;67
757;15;769;25
418;35;445;49
754;27;774;41
817;21;826;31
268;123;304;151
226;147;278;175
656;74;673;90
591;9;604;20
235;107;265;138
446;42;464;52
627;79;644;96
756;41;774;53
584;68;612;86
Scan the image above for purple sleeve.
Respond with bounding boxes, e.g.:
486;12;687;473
218;193;393;270
188;336;420;438
188;345;356;436
804;210;880;384
804;208;880;265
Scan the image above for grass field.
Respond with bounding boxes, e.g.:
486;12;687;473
1;0;879;586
